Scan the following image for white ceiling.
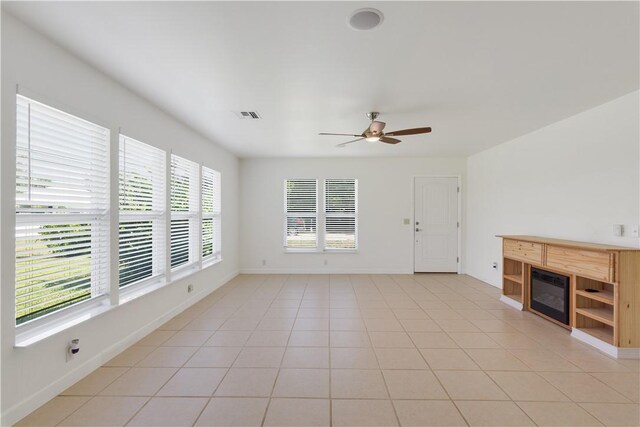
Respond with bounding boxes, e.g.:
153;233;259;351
3;1;639;158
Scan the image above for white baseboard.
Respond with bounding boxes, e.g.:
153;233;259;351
499;295;523;311
571;328;640;359
2;270;239;427
240;268;414;275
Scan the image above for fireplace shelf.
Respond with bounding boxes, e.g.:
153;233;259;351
502;257;525;306
580;326;614;345
498;235;640;355
575;307;614;326
503;274;522;285
575;289;614;305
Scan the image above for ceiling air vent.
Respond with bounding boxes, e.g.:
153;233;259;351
234;111;261;119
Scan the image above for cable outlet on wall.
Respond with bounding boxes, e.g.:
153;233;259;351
492;262;498;269
187;284;194;293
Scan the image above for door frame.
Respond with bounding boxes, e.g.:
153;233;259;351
412;175;462;274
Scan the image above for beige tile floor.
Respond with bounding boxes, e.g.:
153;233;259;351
16;274;640;426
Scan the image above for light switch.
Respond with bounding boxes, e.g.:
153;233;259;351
403;218;410;225
613;224;624;237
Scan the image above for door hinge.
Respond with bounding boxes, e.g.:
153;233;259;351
457;186;460;193
457;221;460;228
457;257;460;263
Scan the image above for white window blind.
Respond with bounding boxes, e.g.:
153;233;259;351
325;179;358;250
202;166;221;262
284;179;318;249
15;95;110;325
119;135;166;287
171;154;199;270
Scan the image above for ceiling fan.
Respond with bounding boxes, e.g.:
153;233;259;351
319;112;432;147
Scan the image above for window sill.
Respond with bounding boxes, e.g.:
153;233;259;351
15;298;112;348
14;260;222;347
119;276;167;305
203;257;222;269
284;249;359;254
171;263;201;281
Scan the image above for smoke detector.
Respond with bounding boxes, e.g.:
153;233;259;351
348;8;384;31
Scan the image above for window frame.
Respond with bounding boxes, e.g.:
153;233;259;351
201;166;222;265
170;154;200;273
14;95;111;331
284;178;358;253
284;179;319;252
324;178;359;252
118;134;167;290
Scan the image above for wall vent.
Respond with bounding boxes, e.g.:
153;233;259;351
235;111;261;119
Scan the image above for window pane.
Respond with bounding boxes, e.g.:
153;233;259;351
202;218;213;258
119;136;165;212
171;218;190;268
325;217;356;250
286;179;317;213
119;220;154;287
171;155;198;212
171;155;199;269
286;216;317;249
16;222;99;324
325;179;356;213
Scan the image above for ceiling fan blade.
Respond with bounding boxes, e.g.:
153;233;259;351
336;137;364;147
319;132;362;137
385;127;432;136
379;136;401;144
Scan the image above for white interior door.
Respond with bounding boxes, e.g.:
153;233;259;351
414;177;459;272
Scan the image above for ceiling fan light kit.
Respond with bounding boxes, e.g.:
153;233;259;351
319;111;432;147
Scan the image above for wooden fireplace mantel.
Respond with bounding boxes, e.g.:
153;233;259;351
497;235;640;357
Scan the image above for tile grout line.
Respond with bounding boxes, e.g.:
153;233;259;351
260;273;302;427
193;274;268;427
388;274;473;427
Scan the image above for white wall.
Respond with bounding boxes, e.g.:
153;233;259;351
465;91;640;288
240;157;466;274
1;13;240;425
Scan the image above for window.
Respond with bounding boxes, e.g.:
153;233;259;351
202;166;221;263
324;179;358;250
15;95;110;325
284;178;357;251
170;154;199;270
284;179;318;249
119;135;166;287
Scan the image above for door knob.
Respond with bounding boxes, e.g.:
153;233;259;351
416;228;422;232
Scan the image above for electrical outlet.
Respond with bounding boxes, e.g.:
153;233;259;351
632;226;639;238
262;259;266;266
492;262;498;269
324;259;328;266
67;338;80;362
187;284;194;293
403;218;410;225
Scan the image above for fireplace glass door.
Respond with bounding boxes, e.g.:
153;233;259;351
530;268;570;325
